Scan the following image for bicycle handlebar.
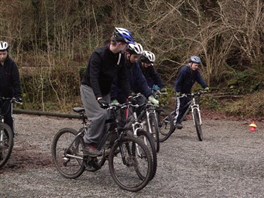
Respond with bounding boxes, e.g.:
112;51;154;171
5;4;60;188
0;97;23;105
178;90;208;98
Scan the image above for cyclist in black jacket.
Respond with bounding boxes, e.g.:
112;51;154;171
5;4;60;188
139;50;165;92
80;27;134;156
0;41;22;133
174;56;209;129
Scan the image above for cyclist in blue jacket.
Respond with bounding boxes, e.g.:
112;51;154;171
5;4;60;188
139;51;165;92
111;43;159;106
174;56;209;129
0;41;22;133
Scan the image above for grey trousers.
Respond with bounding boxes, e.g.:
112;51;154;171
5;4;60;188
80;85;110;145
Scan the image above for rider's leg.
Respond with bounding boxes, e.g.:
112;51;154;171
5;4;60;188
174;96;190;129
80;85;109;156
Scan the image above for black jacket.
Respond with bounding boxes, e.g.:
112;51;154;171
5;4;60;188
0;57;22;98
81;45;130;98
139;62;164;89
111;61;152;103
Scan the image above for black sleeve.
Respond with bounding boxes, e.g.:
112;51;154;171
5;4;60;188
149;66;164;88
89;52;103;99
11;62;22;98
196;70;208;88
118;57;131;98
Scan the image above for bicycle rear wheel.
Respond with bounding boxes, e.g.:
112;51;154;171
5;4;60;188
0;123;13;168
158;113;176;142
146;113;160;153
51;128;85;178
193;109;203;141
108;135;153;192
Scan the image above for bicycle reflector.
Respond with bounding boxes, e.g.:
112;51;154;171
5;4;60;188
249;121;257;133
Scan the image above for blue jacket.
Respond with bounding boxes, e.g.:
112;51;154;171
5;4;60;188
175;65;208;93
139;62;164;89
112;61;152;103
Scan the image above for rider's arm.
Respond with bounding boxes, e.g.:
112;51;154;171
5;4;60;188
195;70;208;89
175;66;188;93
11;61;22;98
134;63;152;98
89;52;103;99
149;66;164;89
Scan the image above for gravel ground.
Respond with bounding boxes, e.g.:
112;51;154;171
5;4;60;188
0;113;264;197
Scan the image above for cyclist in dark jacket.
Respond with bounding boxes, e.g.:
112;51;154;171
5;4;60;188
174;56;209;129
80;27;133;156
139;51;165;92
111;43;159;106
0;41;22;133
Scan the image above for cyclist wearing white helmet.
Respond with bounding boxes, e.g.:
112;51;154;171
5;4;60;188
0;41;22;134
80;27;134;156
174;55;209;129
140;50;165;92
111;42;159;107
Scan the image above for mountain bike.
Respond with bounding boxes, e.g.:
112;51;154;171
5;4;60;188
120;95;158;179
0;97;22;168
51;104;153;192
128;93;160;153
158;90;207;142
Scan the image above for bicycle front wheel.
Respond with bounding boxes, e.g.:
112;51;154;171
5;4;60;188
108;135;153;192
158;113;176;142
147;113;160;153
51;128;85;178
193;109;203;141
136;129;157;180
0;123;14;168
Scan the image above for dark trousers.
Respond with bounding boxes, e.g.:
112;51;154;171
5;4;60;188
174;96;191;123
0;102;13;132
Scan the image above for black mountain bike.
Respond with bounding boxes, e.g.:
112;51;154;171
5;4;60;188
158;90;207;142
0;97;21;168
120;95;158;180
51;104;153;192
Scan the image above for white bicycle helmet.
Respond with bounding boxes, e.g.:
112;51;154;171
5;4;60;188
190;56;201;64
141;51;156;63
113;27;134;44
127;42;144;55
0;41;9;51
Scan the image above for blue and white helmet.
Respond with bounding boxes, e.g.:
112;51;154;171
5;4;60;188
0;41;9;51
190;56;202;64
127;42;144;55
113;27;134;44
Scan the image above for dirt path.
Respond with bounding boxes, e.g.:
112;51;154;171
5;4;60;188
0;114;264;197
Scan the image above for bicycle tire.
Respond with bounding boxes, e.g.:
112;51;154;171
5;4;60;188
136;129;157;180
158;113;176;142
108;135;153;192
193;109;203;141
0;123;14;168
146;113;160;153
51;128;85;178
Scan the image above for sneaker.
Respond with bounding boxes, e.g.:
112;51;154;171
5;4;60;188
83;143;102;157
175;123;183;129
103;148;111;156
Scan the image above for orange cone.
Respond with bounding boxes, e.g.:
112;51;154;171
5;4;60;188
249;121;257;133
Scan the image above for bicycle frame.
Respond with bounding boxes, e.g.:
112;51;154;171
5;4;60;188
178;93;202;125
